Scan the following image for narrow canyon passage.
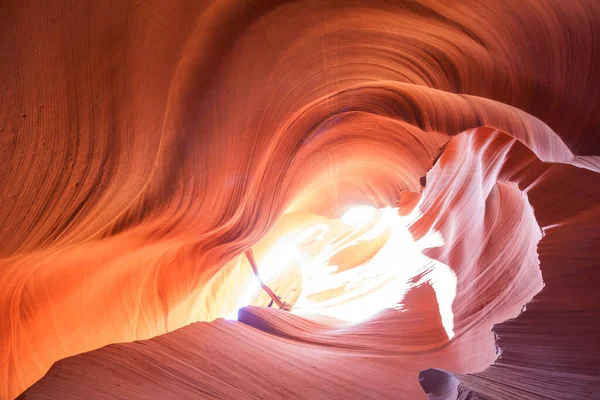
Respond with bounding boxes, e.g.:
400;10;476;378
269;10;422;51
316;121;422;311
1;1;600;399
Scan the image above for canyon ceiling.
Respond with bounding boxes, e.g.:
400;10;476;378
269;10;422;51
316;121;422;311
1;0;600;399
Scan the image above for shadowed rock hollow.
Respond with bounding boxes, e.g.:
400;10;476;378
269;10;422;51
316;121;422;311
1;1;599;399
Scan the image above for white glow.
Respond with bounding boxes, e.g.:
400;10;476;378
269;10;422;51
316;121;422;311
340;205;377;227
428;263;457;339
295;207;411;322
225;226;326;321
227;206;457;340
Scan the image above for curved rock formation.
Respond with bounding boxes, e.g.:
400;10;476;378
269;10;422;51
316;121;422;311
1;0;599;399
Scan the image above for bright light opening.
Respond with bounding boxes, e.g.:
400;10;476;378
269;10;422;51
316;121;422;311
227;205;457;340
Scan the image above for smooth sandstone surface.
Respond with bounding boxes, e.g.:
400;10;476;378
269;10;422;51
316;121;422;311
1;1;600;399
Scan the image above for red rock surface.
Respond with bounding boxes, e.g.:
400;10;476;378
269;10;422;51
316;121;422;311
1;1;600;399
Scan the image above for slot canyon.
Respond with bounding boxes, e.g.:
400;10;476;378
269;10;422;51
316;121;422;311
1;0;600;399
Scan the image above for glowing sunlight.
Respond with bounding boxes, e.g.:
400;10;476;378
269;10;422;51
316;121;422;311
229;206;457;339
